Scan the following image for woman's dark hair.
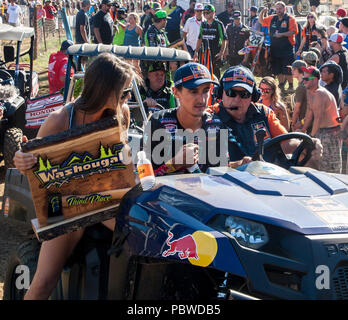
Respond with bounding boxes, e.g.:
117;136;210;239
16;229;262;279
74;53;136;115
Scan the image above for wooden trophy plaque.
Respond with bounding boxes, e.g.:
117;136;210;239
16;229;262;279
23;116;137;241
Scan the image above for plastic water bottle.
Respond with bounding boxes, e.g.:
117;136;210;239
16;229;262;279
137;151;155;191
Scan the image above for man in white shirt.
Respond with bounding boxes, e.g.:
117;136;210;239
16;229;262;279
7;0;22;27
182;2;204;58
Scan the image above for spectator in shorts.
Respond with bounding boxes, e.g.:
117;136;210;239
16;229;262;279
291;60;308;131
259;2;298;91
319;60;343;108
301;66;342;173
6;0;22;26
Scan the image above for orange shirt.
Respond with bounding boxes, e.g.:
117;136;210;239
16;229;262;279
262;14;298;46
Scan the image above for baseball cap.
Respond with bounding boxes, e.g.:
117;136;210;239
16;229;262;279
60;40;73;51
302;51;318;62
340;17;348;28
101;0;111;5
194;3;204;11
250;6;258;12
154;10;170;19
82;0;91;5
143;4;150;10
319;60;343;84
301;66;320;78
204;4;215;12
329;32;346;44
151;2;161;11
221;66;255;93
233;10;241;18
291;60;307;70
174;63;218;89
336;8;347;18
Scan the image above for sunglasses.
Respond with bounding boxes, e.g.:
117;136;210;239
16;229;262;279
121;86;132;99
225;88;251;99
260;87;272;93
203;11;212;14
303;76;316;81
307;15;314;19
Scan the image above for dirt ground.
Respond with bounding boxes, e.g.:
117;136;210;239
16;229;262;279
0;163;31;300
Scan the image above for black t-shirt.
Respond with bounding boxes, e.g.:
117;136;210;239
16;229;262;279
143;108;231;175
226;22;250;57
93;10;114;44
198;19;227;57
217;10;234;27
75;9;90;44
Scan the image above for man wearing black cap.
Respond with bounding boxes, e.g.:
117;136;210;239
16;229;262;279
144;10;170;47
93;0;114;44
217;1;234;27
181;0;196;27
48;40;74;94
225;10;250;67
139;62;177;113
300;65;342;173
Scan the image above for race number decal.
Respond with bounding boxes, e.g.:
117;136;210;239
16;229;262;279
249;32;264;47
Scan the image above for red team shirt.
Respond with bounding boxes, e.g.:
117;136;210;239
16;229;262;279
48;51;74;94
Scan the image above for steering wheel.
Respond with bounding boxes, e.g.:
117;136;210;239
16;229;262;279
0;69;14;86
263;132;316;169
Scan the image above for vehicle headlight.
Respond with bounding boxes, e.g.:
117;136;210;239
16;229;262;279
225;216;269;250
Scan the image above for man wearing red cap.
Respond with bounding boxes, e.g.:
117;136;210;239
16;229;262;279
328;33;348;89
301;66;342;173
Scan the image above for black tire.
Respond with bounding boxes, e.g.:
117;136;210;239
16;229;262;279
294;0;311;16
3;127;23;170
3;238;41;300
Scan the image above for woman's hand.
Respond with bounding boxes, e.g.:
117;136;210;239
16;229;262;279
13;150;37;174
13;136;37;175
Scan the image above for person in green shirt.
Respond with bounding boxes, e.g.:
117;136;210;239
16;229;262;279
113;8;127;45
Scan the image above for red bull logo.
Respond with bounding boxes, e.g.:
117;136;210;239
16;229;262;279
162;231;198;260
162;230;218;267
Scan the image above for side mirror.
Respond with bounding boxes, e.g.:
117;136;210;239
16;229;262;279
4;46;15;63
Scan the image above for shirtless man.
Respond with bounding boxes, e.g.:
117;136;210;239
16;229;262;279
301;66;342;173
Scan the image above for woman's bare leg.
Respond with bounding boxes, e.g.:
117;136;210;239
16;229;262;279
24;229;84;300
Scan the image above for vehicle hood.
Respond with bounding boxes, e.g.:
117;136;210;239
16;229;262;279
153;162;348;235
